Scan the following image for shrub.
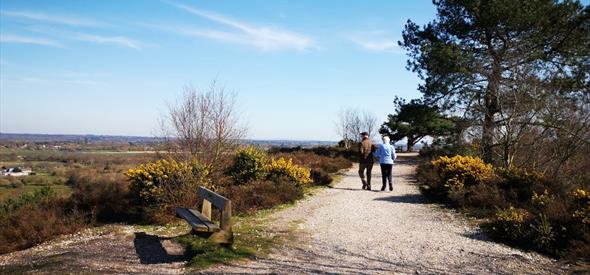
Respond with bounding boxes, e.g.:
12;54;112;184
265;157;312;185
274;151;352;173
489;207;530;243
496;167;550;205
530;214;556;251
462;182;508;213
572;188;590;226
0;186;54;218
68;172;136;223
418;153;590;260
311;169;333;186
272;151;351;186
227;146;267;185
531;190;553;209
0;188;86;254
431;155;494;193
419;143;479;159
126;158;209;223
222;177;304;215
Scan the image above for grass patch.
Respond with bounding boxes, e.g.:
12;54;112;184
0;183;71;202
174;197;306;269
174;236;254;268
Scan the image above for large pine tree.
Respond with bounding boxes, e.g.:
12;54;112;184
400;0;589;163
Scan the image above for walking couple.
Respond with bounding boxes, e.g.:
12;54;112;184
358;132;396;191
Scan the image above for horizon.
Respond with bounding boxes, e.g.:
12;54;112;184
0;131;339;142
0;132;422;148
0;1;439;140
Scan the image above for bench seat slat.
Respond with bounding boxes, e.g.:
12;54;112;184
175;207;220;232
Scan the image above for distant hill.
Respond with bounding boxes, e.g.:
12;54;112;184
243;139;337;148
0;133;338;148
0;133;160;143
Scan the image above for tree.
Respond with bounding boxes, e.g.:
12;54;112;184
400;0;589;163
161;81;247;172
335;108;378;149
380;98;455;152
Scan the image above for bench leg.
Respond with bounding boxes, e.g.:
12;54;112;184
208;230;233;245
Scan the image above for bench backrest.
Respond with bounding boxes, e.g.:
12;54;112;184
197;186;232;231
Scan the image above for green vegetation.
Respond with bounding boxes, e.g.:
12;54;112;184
0;141;352;272
398;0;589;264
417;155;590;260
379;97;455;152
401;0;589;163
0;147;153;203
227;146;268;184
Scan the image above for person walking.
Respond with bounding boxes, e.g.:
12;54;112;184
358;132;374;190
373;136;396;191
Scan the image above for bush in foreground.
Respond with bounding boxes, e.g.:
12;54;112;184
417;155;590;260
222;177;304;215
227;146;268;185
0;188;86;254
126;158;210;223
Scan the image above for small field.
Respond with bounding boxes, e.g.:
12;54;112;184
0;148;155;203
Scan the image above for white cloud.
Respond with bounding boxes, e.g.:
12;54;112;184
351;38;400;52
70;33;145;49
0;10;104;27
0;34;63;47
349;31;403;53
166;2;314;51
25;26;146;50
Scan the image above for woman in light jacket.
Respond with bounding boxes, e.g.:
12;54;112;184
373;136;396;191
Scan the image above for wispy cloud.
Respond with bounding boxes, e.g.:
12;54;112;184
26;26;147;50
349;31;402;53
0;34;63;47
0;10;104;27
2;74;107;86
166;2;314;51
351;38;400;52
70;33;145;49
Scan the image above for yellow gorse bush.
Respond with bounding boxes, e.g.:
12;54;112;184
572;188;590;225
228;146;268;184
492;206;530;241
125;159;209;205
531;189;552;208
496;206;529;224
431;155;494;192
266;157;312;185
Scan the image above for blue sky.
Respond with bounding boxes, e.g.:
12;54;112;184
0;0;438;141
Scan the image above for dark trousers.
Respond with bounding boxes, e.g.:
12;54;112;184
380;164;393;188
358;162;373;187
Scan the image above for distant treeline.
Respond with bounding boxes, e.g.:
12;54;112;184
0;133;160;144
0;133;338;148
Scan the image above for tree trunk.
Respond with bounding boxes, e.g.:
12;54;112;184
482;61;502;163
407;136;415;152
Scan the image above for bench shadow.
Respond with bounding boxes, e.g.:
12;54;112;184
133;232;190;264
373;194;433;204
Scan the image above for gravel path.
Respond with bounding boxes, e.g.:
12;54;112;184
204;158;565;274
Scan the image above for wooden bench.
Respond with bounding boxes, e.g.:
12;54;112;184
175;186;233;244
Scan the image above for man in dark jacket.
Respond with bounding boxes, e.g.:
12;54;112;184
358;132;374;190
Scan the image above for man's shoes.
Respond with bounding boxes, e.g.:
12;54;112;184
381;186;386;191
362;184;367;190
389;186;393;191
367;185;371;190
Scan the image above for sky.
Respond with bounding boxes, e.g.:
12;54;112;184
0;0;438;141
